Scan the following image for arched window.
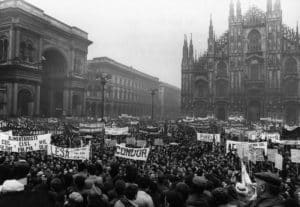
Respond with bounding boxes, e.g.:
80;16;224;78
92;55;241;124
285;80;298;96
195;81;208;98
20;40;35;63
285;57;297;74
217;61;227;77
0;36;8;62
248;30;261;52
216;81;228;97
250;62;259;80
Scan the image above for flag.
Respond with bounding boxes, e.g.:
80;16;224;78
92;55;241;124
241;161;252;185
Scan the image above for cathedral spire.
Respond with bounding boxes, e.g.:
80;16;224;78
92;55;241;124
236;0;242;18
274;0;281;11
229;0;234;20
209;14;214;39
182;34;188;69
296;22;299;48
189;34;194;63
267;0;272;13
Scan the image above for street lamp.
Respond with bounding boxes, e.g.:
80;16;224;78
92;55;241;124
149;88;158;121
96;73;111;122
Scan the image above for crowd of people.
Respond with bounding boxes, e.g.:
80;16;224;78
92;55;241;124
0;117;300;207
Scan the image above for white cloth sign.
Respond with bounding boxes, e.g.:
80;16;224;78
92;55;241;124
291;149;300;163
126;137;136;145
79;123;104;133
267;149;278;163
154;138;164;146
260;133;280;142
0;134;51;153
226;140;241;153
105;127;129;135
136;140;147;147
275;153;283;170
47;145;90;160
197;133;220;143
115;144;150;161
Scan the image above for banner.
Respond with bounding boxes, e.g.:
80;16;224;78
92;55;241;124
260;132;280;142
126;137;136;145
104;139;117;147
154;138;164;146
284;125;299;131
79;123;104;133
105;127;129;135
226;140;241;153
47;144;90;160
115;144;150;161
278;140;300;145
136;140;147;147
226;141;267;156
291;149;300;163
275;153;283;170
0;134;51;153
197;133;221;143
0;130;13;137
267;149;278;163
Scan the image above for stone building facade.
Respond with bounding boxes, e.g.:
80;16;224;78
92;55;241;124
87;57;160;118
181;0;300;124
0;0;92;117
158;82;181;120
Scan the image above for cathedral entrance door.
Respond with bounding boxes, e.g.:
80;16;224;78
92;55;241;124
248;101;260;122
216;107;226;121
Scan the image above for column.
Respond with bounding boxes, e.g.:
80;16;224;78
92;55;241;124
12;82;18;115
82;91;86;116
63;89;69;116
35;84;40;116
15;29;20;58
8;25;14;61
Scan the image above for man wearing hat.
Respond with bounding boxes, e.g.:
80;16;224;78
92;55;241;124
246;172;284;207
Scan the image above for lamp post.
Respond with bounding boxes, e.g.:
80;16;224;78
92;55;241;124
97;73;111;122
149;89;158;121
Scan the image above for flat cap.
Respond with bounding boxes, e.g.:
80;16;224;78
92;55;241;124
254;172;281;186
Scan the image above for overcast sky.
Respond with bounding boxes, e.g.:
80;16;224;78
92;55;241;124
26;0;300;88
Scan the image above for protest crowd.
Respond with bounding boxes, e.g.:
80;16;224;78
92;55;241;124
0;115;300;207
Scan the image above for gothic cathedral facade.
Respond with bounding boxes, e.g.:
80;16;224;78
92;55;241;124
181;0;300;124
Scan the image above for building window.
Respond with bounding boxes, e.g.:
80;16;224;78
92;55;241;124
248;30;261;52
217;61;227;77
285;57;297;74
250;63;259;80
20;40;35;63
0;36;8;62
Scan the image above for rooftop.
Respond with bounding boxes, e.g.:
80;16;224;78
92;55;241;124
0;0;89;40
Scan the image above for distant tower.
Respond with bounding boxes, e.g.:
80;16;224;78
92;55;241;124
181;34;189;70
208;15;214;55
229;0;235;21
236;0;242;20
188;34;194;66
274;0;281;11
267;0;272;14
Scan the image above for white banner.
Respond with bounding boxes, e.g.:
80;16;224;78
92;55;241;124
0;134;51;153
0;130;13;137
105;127;129;135
278;140;300;145
226;141;267;156
284;125;299;131
115;144;150;161
197;133;220;143
260;132;280;142
275;153;283;170
136;140;147;147
267;149;278;163
291;149;300;163
154;138;164;146
79;123;104;133
126;137;136;145
47;144;90;160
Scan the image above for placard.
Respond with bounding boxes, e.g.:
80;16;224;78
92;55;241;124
47;144;90;160
197;133;221;143
105;127;129;135
115;144;150;161
275;153;283;170
291;149;300;163
267;149;278;163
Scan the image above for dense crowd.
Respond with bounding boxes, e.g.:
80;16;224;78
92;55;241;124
0;118;300;207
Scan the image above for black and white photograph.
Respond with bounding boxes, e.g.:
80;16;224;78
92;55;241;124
0;0;300;206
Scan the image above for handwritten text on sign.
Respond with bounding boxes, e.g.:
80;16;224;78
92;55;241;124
47;145;90;160
115;144;150;161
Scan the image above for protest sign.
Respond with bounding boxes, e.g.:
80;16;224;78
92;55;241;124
226;140;241;153
197;133;221;143
154;138;164;146
115;144;150;161
248;142;267;154
291;149;300;163
0;134;51;153
136;140;147;147
126;137;136;145
47;144;90;160
260;132;280;142
267;149;278;163
275;153;283;170
79;123;104;133
105;127;129;135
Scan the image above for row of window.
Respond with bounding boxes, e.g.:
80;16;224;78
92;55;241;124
111;75;151;90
